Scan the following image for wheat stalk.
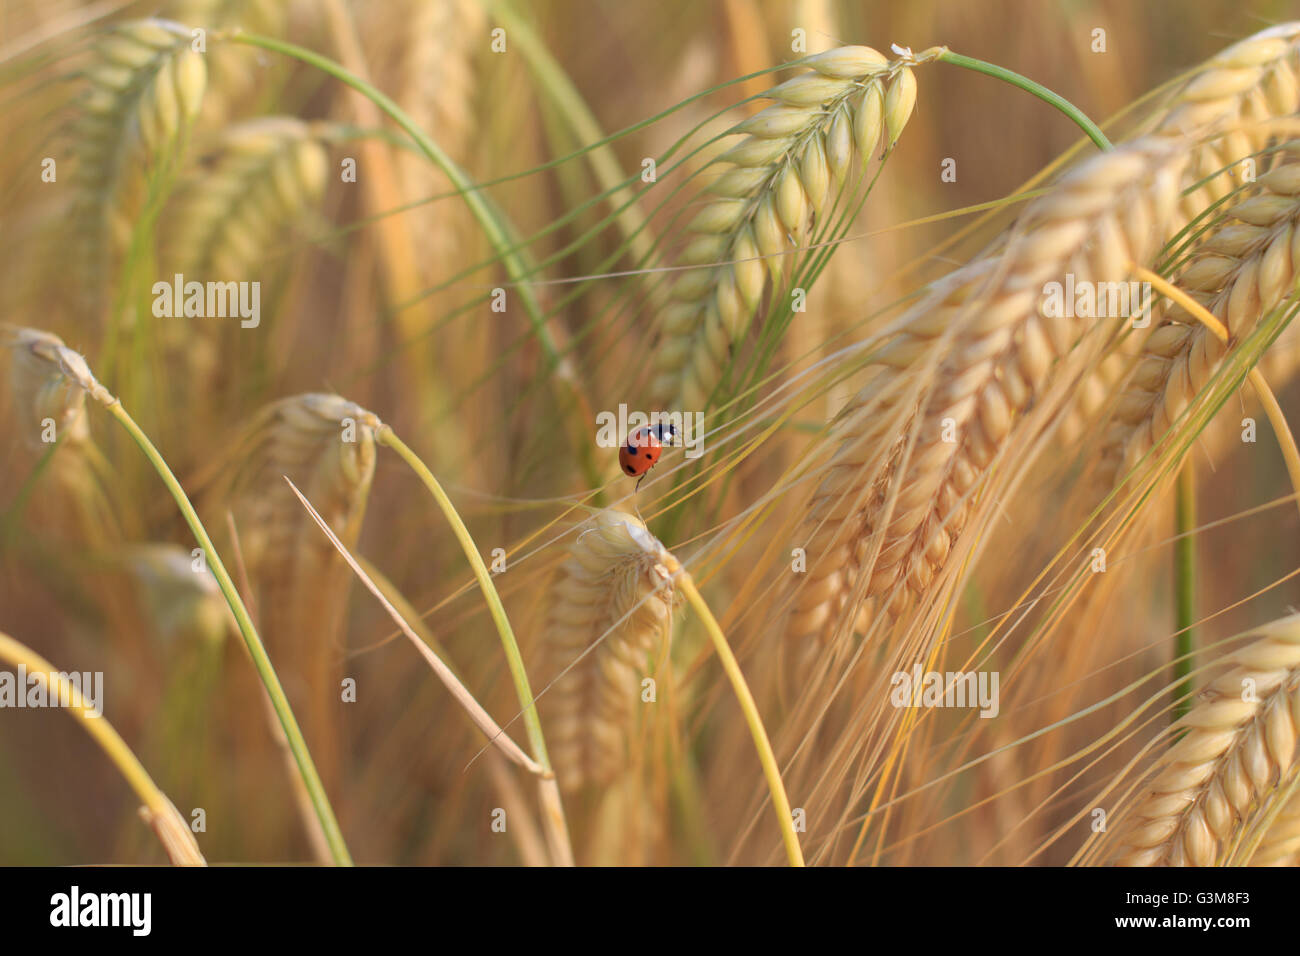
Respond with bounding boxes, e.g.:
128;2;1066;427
784;138;1189;657
1112;614;1300;866
542;508;681;793
1095;157;1300;488
649;45;935;411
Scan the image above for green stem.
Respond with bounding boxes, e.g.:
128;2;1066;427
105;401;352;865
1173;463;1197;722
938;51;1112;152
376;426;574;863
491;0;657;270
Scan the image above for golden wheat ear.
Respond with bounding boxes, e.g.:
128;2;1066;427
649;45;932;412
203;393;378;790
1096;156;1300;489
1149;22;1300;220
784;136;1191;665
542;508;681;794
1111;613;1300;867
70;19;206;310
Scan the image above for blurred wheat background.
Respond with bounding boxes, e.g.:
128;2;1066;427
2;0;1299;866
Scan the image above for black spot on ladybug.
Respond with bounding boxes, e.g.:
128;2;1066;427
624;464;635;474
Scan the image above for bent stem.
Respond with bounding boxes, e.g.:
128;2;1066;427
677;574;804;867
0;631;205;866
375;425;575;866
283;475;545;775
104;401;352;866
937;50;1113;152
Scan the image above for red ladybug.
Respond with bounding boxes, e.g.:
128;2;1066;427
619;422;678;488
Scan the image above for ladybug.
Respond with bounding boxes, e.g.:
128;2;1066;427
619;422;678;488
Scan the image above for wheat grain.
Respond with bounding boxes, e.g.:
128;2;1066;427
170;0;287;125
1095;157;1300;488
649;45;936;412
1039;25;1300;457
1247;781;1300;865
543;509;681;792
1112;614;1300;866
784;138;1189;656
381;0;482;268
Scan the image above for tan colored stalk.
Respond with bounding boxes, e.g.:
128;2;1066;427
284;475;545;775
1112;614;1300;866
650;45;936;411
0;630;205;866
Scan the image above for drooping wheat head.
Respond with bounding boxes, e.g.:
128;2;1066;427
1111;614;1300;866
542;508;681;794
1095;157;1300;489
202;393;378;788
69;19;207;312
783;138;1189;669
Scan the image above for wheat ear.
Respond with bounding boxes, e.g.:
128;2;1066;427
2;326;120;550
785;138;1189;654
72;19;206;301
543;509;681;792
1057;25;1300;448
1150;23;1300;221
204;393;377;788
3;326;91;450
649;45;934;411
1112;614;1300;866
1096;158;1300;488
169;117;329;278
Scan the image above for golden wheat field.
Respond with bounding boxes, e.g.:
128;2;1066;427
2;0;1300;871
